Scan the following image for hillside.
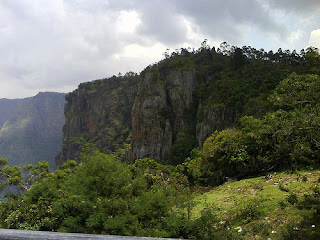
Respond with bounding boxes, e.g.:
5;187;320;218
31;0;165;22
0;92;65;169
0;99;24;127
58;43;317;166
191;168;320;239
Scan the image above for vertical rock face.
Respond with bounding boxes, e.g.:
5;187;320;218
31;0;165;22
196;105;237;146
57;76;138;164
129;70;198;162
58;69;238;165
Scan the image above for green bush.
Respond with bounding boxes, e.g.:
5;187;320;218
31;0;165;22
233;197;266;224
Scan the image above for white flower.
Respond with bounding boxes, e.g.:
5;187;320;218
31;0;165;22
271;230;277;233
312;225;316;228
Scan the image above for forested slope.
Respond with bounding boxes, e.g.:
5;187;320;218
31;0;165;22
58;42;319;166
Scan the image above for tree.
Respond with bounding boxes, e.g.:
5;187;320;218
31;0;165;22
269;73;320;111
231;48;246;69
305;47;320;74
0;159;50;195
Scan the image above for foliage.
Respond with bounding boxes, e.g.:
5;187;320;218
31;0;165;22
0;159;50;196
186;207;244;240
232;197;266;224
185;73;320;185
283;186;320;239
0;153;191;238
190;170;320;239
167;131;198;166
2;149;320;239
269;73;320;111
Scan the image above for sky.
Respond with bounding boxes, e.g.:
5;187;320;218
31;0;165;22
0;0;320;99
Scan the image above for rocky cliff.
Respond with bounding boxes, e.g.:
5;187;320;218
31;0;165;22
57;75;138;164
129;69;198;162
56;45;302;165
58;68;237;164
196;105;237;146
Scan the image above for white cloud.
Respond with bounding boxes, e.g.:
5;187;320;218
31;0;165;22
0;1;147;98
116;10;141;34
309;29;320;48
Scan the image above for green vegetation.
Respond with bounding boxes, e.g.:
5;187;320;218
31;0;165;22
1;43;320;239
155;42;318;115
0;154;194;238
182;73;320;186
140;42;320;165
2;155;320;239
192;170;320;239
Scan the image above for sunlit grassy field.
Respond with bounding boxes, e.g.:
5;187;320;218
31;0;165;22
191;169;320;239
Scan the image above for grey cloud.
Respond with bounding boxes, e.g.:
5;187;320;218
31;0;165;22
135;0;188;45
267;0;320;14
112;0;291;47
104;0;189;45
171;0;289;45
106;0;290;46
266;0;320;49
0;1;137;97
0;0;316;98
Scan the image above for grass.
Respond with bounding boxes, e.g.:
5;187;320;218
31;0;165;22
190;169;320;239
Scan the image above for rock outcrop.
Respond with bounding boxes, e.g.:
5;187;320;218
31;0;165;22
58;69;238;164
129;69;197;162
196;105;237;146
57;76;138;164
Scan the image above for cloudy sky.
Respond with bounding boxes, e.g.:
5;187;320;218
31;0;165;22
1;0;320;99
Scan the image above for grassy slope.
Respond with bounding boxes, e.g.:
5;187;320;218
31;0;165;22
191;169;320;239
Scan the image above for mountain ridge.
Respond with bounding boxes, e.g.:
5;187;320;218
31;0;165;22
0;92;66;169
57;44;313;165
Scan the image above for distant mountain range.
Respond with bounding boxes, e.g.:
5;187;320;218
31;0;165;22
0;92;65;169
